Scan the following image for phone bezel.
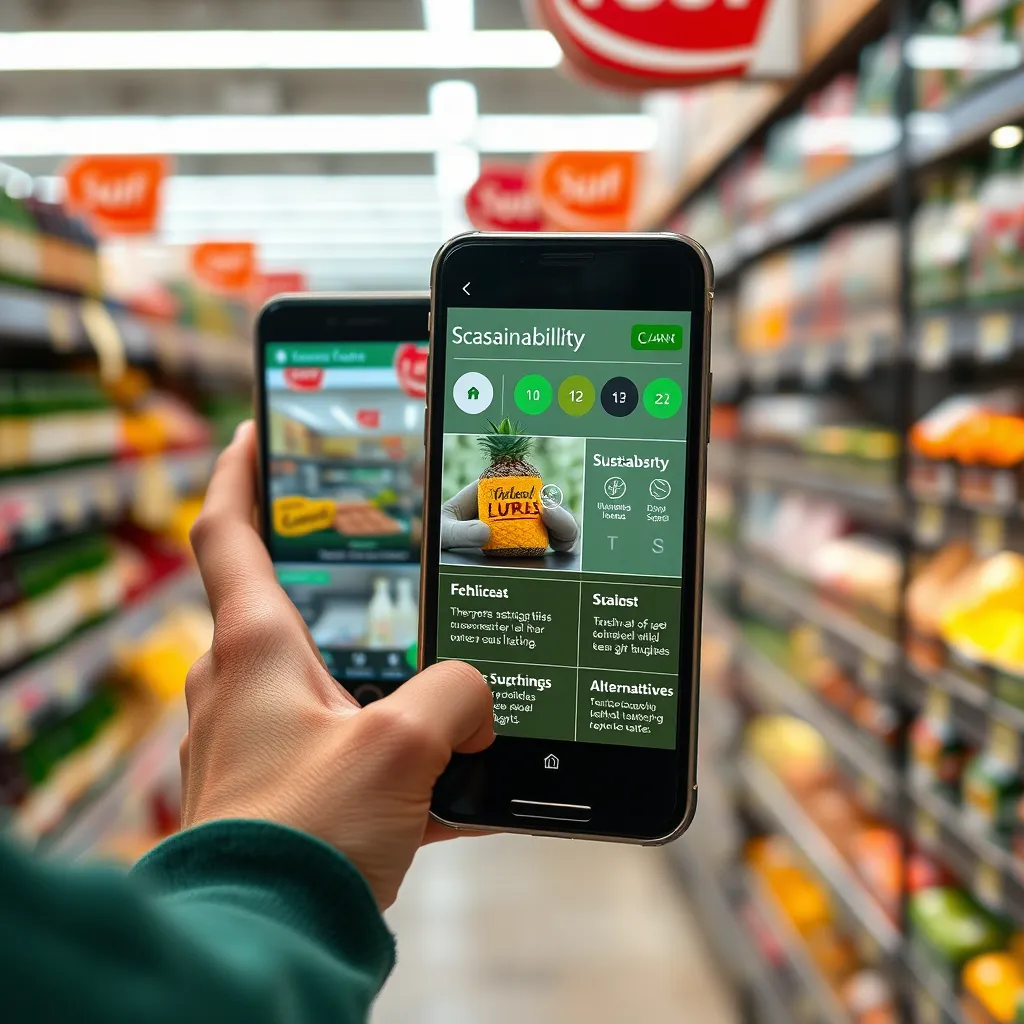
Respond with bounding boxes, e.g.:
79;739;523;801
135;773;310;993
253;292;430;690
420;234;712;845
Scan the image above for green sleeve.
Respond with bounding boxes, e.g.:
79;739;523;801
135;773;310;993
1;820;395;1024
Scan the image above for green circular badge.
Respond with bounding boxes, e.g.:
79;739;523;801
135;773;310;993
514;374;553;415
558;375;595;417
643;377;683;419
405;642;418;670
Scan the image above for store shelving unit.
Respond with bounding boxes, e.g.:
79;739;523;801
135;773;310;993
668;3;1024;1020
1;266;250;858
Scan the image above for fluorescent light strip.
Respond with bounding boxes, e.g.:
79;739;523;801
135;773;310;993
0;114;656;156
0;30;560;71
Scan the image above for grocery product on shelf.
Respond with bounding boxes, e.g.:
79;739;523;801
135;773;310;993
963;740;1023;836
909;887;1011;981
911;698;974;799
962;950;1024;1024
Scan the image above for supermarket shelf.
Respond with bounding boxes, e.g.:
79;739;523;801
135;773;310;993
46;700;187;860
0;449;216;557
744;449;903;527
736;637;899;807
669;843;790;1024
910;781;1024;932
696;68;1024;279
915;306;1024;370
739;755;901;957
0;284;250;380
0;567;204;749
711;152;898;279
740;557;900;667
707;440;739;480
744;869;853;1024
639;0;885;230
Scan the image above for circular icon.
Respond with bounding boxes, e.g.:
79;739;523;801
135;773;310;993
643;377;683;419
514;373;553;415
649;478;672;500
405;642;418;669
604;476;627;499
453;371;494;415
601;376;639;417
540;483;564;509
558;374;595;416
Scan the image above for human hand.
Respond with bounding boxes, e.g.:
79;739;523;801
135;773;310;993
440;480;579;552
181;421;494;908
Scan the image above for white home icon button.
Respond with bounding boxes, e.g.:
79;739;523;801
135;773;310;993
543;754;559;770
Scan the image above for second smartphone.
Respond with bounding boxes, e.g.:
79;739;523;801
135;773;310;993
420;233;713;844
254;294;429;704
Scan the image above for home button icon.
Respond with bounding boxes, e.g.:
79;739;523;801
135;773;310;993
543;754;559;770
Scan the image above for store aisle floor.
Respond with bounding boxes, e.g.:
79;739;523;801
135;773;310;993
374;833;739;1024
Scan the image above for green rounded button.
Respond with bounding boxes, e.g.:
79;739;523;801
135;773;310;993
405;642;418;669
514;374;553;415
643;377;683;419
557;375;595;416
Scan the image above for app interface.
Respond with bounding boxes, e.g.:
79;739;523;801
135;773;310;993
437;308;691;749
264;341;427;688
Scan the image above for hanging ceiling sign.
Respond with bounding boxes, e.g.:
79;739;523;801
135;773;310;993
534;151;639;231
465;164;545;232
530;0;800;89
394;343;430;399
190;241;258;295
62;155;169;235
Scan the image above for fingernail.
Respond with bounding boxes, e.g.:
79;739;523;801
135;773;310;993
233;419;253;442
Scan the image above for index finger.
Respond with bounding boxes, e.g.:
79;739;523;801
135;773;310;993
190;420;278;614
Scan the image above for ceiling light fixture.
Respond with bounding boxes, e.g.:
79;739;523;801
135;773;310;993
0;30;560;72
991;124;1024;149
0;114;656;157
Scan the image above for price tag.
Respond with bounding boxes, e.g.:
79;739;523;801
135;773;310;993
915;808;939;848
975;861;1004;910
47;302;77;352
920;317;951;369
975;513;1006;556
54;663;79;701
977;313;1014;362
80;299;127;384
927;687;951;722
802;345;829;384
58;487;84;527
989;721;1021;767
915;503;946;545
860;654;884;692
845;330;874;377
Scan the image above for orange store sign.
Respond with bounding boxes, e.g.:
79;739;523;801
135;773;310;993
531;0;799;89
190;242;257;294
535;151;639;231
62;155;169;235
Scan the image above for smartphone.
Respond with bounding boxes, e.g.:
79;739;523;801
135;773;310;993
255;294;429;705
420;233;713;843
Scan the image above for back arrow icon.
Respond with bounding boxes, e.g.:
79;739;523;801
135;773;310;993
462;282;470;296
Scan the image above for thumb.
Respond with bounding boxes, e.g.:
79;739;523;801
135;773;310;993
541;504;579;552
442;518;491;549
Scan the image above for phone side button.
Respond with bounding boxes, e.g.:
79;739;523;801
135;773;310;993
510;799;591;823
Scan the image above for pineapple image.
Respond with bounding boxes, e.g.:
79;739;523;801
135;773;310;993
476;419;549;557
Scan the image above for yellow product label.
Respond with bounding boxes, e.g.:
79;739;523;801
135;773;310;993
477;475;548;553
273;496;337;537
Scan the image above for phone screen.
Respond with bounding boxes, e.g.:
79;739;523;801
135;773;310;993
261;338;427;700
435;307;690;750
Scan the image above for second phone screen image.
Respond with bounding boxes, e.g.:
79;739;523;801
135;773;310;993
437;308;691;749
264;341;427;697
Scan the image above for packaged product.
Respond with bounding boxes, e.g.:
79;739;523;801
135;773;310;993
852;827;901;917
963;745;1023;835
909;887;1012;979
962;951;1024;1023
968;141;1024;303
908;542;979;665
916;2;963;111
841;970;897;1024
910;705;971;797
0;190;41;286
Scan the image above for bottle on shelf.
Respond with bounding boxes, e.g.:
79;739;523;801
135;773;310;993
367;577;395;649
393;576;418;649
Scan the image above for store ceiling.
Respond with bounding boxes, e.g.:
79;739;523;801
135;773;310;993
1;0;645;291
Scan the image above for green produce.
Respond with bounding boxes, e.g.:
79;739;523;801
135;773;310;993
909;887;1011;979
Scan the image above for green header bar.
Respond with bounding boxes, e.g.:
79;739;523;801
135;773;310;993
266;342;401;369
